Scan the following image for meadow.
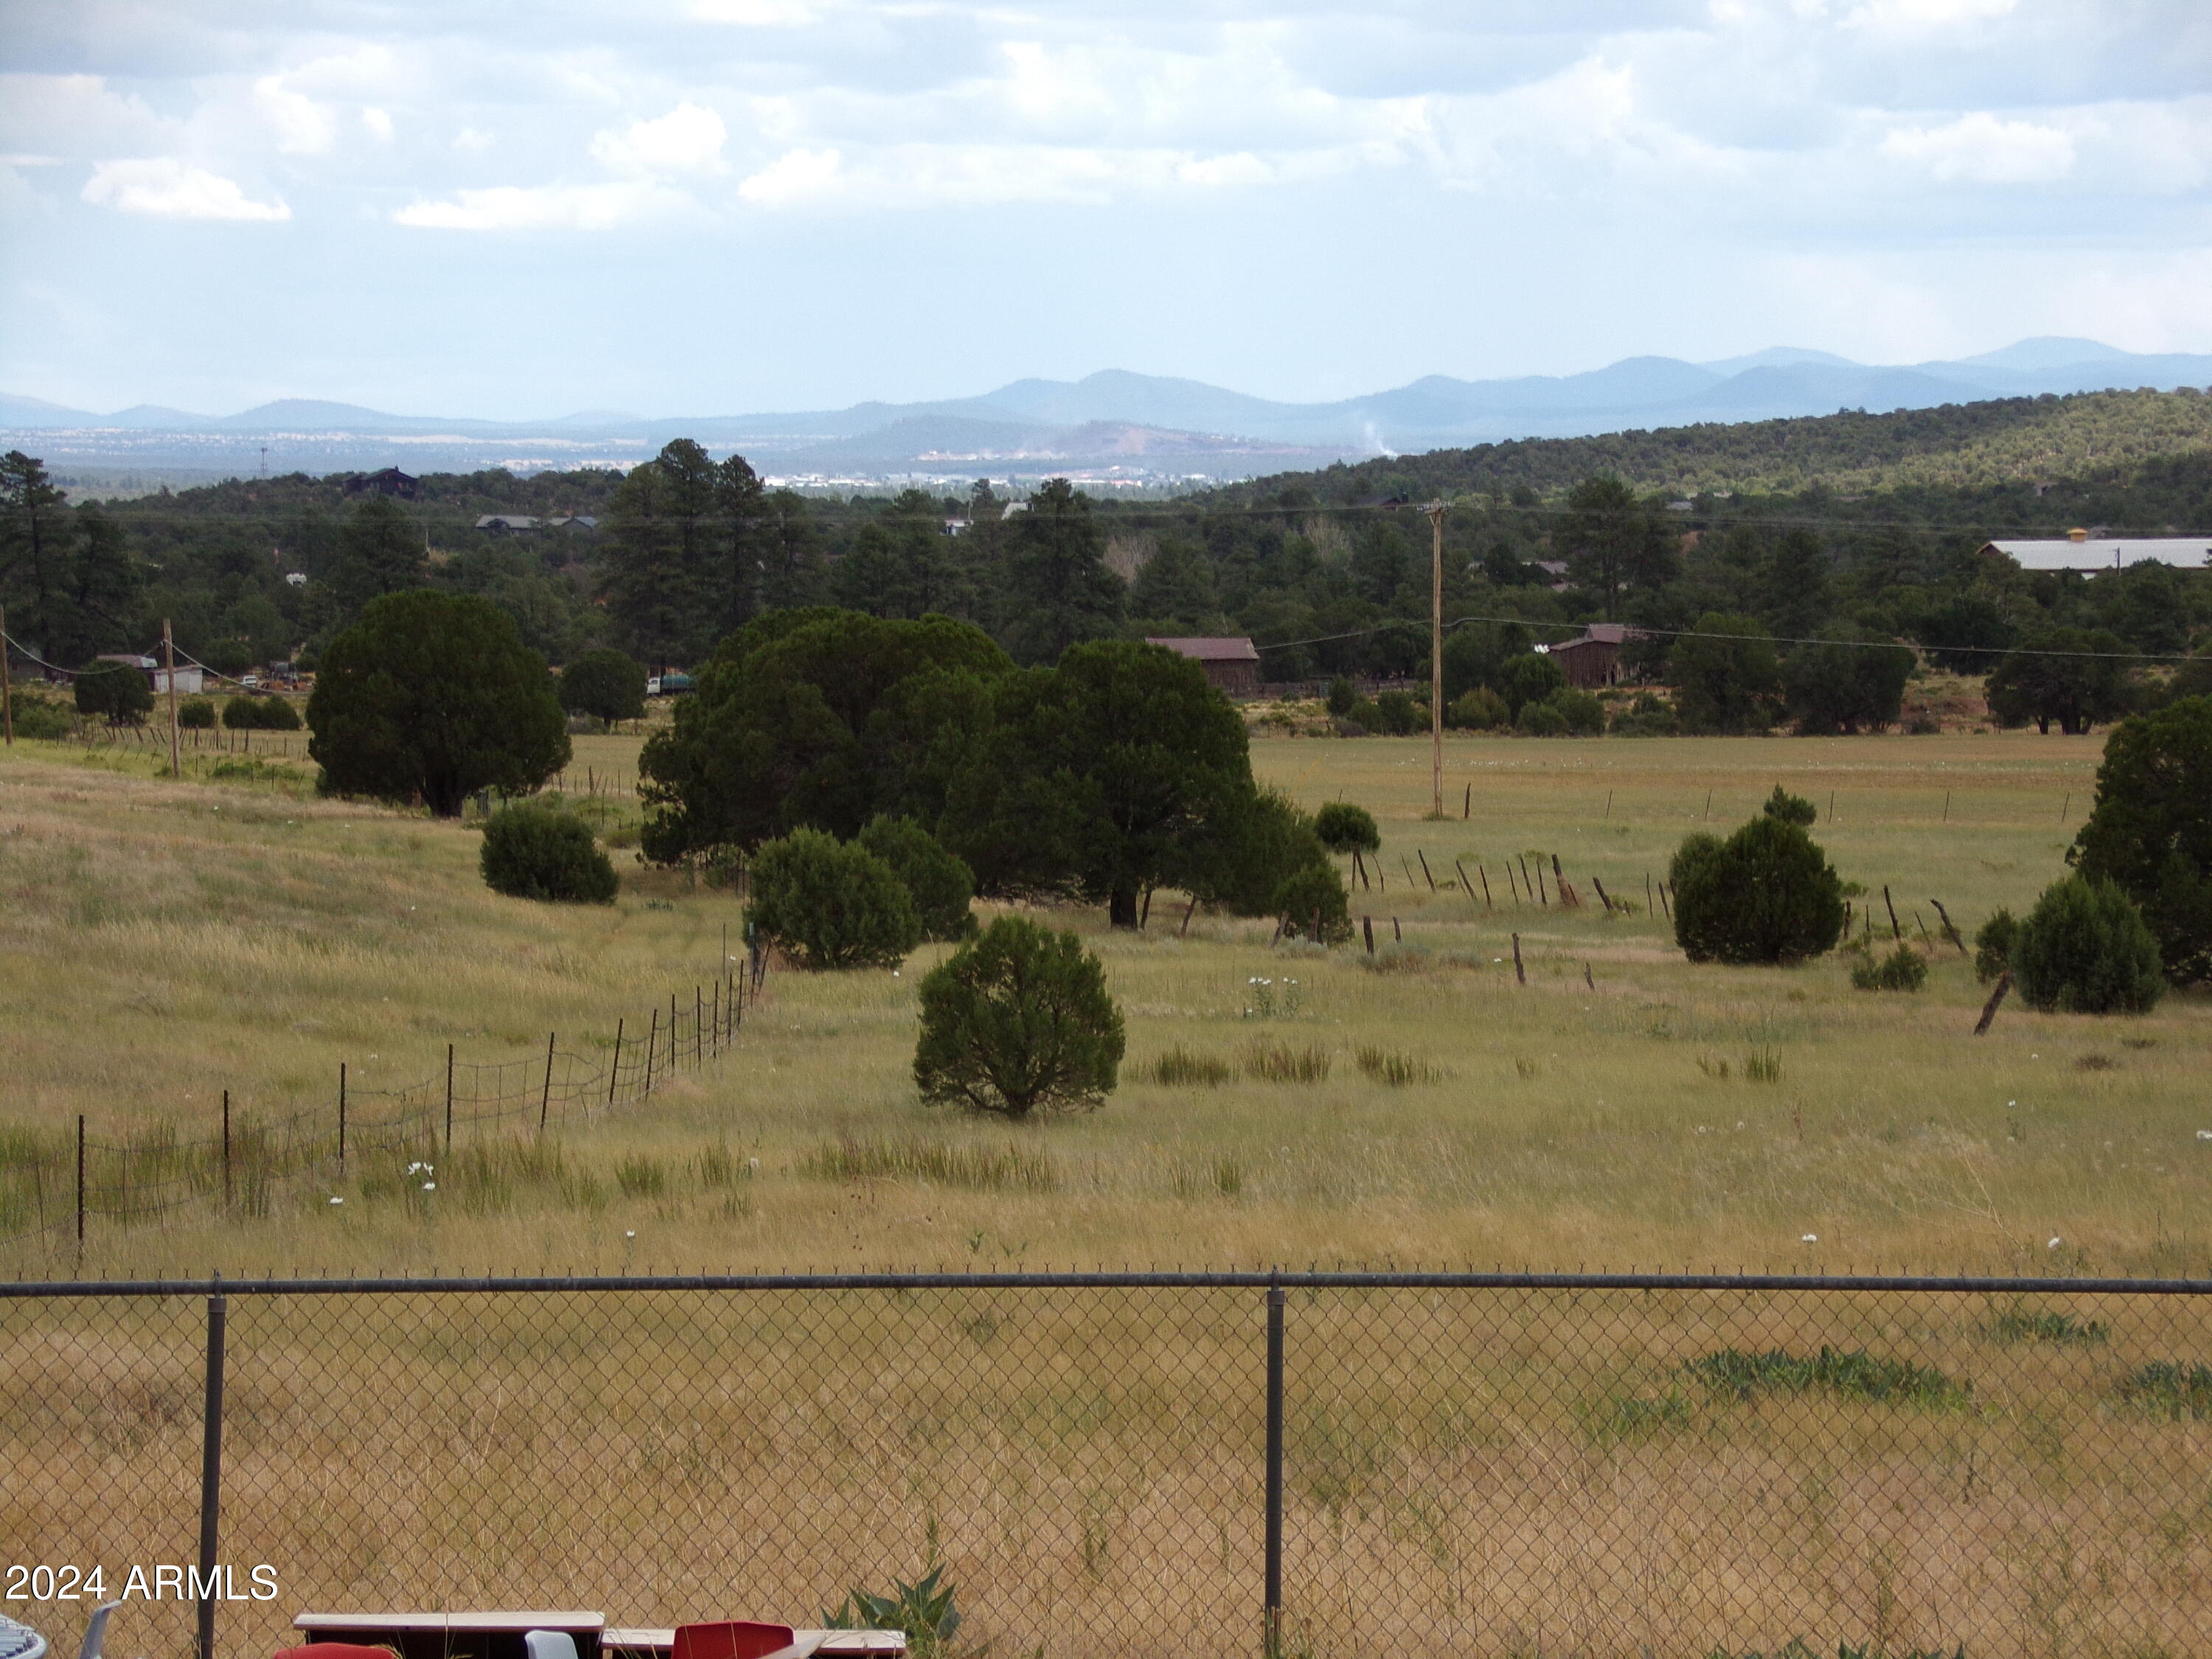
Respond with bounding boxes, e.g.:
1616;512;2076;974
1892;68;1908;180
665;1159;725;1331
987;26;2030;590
1;721;2205;1281
7;721;2212;1659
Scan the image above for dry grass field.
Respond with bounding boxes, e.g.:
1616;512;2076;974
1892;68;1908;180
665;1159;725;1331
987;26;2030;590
6;723;2212;1659
2;723;2205;1280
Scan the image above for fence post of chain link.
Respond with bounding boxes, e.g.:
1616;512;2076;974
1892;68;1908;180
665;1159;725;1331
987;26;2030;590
195;1284;229;1659
1263;1270;1286;1658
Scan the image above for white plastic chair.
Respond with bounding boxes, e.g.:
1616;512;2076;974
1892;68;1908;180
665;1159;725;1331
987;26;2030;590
524;1633;577;1659
76;1604;121;1659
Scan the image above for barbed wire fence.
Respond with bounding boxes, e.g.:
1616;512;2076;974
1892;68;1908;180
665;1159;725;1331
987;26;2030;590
0;956;771;1260
3;1271;2209;1659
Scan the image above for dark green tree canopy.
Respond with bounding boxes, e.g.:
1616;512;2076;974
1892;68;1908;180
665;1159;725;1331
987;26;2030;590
638;609;1012;860
327;496;428;622
943;639;1259;928
1671;613;1780;734
913;916;1125;1119
1783;635;1913;735
1986;627;2130;734
858;814;977;942
2070;695;2212;983
1669;814;1846;965
1313;801;1382;855
999;479;1124;665
74;661;152;725
1557;476;1677;617
480;804;619;904
307;589;571;817
560;647;648;725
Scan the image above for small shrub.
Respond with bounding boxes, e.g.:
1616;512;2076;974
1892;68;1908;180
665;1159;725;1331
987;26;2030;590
177;697;217;729
1850;945;1928;992
1353;1045;1441;1085
1446;686;1511;730
1241;1039;1332;1083
1989;1306;2108;1346
1762;785;1817;827
2011;875;2165;1014
1324;676;1358;716
1517;698;1571;736
1546;686;1605;735
10;693;75;740
479;802;619;903
1150;1046;1234;1087
1609;690;1679;736
614;1155;666;1197
1974;908;2018;983
913;917;1124;1118
1274;862;1352;944
858;815;976;941
1684;1346;1967;1408
1372;689;1427;734
223;695;296;730
1671;815;1846;965
750;827;922;970
1312;801;1380;855
2112;1360;2212;1420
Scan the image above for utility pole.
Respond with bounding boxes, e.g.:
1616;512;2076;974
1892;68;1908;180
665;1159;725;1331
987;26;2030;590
162;617;181;776
1425;499;1447;818
1;604;13;746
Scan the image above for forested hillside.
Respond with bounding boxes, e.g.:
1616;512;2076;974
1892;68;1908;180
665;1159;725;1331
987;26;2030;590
1213;387;2212;504
4;387;2208;716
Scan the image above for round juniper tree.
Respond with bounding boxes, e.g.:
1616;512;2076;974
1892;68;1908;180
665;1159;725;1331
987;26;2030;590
1670;814;1846;965
559;647;648;726
748;827;922;969
74;662;151;725
2011;875;2165;1014
913;916;1125;1118
480;803;619;903
2068;695;2212;984
1312;802;1380;858
307;590;571;816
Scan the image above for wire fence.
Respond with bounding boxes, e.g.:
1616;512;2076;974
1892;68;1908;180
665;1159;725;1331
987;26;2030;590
0;959;768;1258
4;1272;2209;1659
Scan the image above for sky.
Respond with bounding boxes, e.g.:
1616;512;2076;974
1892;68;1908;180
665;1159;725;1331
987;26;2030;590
1;0;2208;419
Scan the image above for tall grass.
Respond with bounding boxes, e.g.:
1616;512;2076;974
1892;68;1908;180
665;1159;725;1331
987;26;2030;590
800;1135;1060;1193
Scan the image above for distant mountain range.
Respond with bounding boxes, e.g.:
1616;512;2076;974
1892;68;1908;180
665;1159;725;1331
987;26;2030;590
7;337;2210;484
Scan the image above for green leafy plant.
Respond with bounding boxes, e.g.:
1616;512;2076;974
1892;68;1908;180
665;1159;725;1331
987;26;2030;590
177;696;217;730
749;827;922;970
1988;1307;2108;1346
10;692;76;740
1445;686;1511;730
823;1563;963;1658
1273;862;1352;945
2112;1360;2212;1420
2011;875;2164;1015
1850;945;1928;992
479;802;619;904
914;916;1124;1118
1683;1347;1967;1409
1324;676;1358;717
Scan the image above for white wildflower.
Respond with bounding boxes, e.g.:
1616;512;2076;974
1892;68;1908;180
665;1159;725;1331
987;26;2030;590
1801;1234;1818;1242
2048;1237;2062;1249
329;1197;343;1206
422;1182;436;1192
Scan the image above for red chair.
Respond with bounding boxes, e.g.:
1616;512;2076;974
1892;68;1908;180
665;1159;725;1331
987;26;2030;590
669;1626;800;1659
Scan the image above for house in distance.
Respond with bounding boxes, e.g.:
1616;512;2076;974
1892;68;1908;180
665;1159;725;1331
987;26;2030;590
1147;636;1262;698
1544;622;1638;689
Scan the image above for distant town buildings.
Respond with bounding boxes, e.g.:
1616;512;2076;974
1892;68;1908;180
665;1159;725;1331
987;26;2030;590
342;467;420;501
1983;534;2211;573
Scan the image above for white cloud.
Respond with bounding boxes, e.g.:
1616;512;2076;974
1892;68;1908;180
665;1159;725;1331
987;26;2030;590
1844;0;2019;32
362;107;394;143
254;75;338;155
692;0;822;24
82;158;290;220
393;181;681;230
737;147;842;204
1881;111;2074;181
591;103;727;174
454;127;494;152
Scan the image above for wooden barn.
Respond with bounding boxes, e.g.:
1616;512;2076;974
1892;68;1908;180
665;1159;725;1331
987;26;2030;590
1547;622;1636;689
1147;636;1263;698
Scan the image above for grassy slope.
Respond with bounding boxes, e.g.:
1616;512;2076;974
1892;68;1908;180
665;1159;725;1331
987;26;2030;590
4;726;2208;1281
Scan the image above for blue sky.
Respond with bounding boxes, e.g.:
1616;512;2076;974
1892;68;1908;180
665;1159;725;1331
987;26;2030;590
2;0;2208;418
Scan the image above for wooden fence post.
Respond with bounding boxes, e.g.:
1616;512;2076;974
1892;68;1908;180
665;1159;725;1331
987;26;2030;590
444;1043;455;1151
1416;849;1436;891
337;1063;347;1172
1511;934;1526;986
221;1091;232;1213
540;1032;556;1132
608;1019;624;1107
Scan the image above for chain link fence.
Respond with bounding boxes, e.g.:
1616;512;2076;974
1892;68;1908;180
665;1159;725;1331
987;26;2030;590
5;1272;2209;1659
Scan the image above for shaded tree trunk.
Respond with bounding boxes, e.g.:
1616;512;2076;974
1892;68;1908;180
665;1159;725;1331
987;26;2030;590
1109;883;1140;928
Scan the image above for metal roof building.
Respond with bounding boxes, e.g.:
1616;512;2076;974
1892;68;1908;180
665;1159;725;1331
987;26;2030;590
1983;537;2211;573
